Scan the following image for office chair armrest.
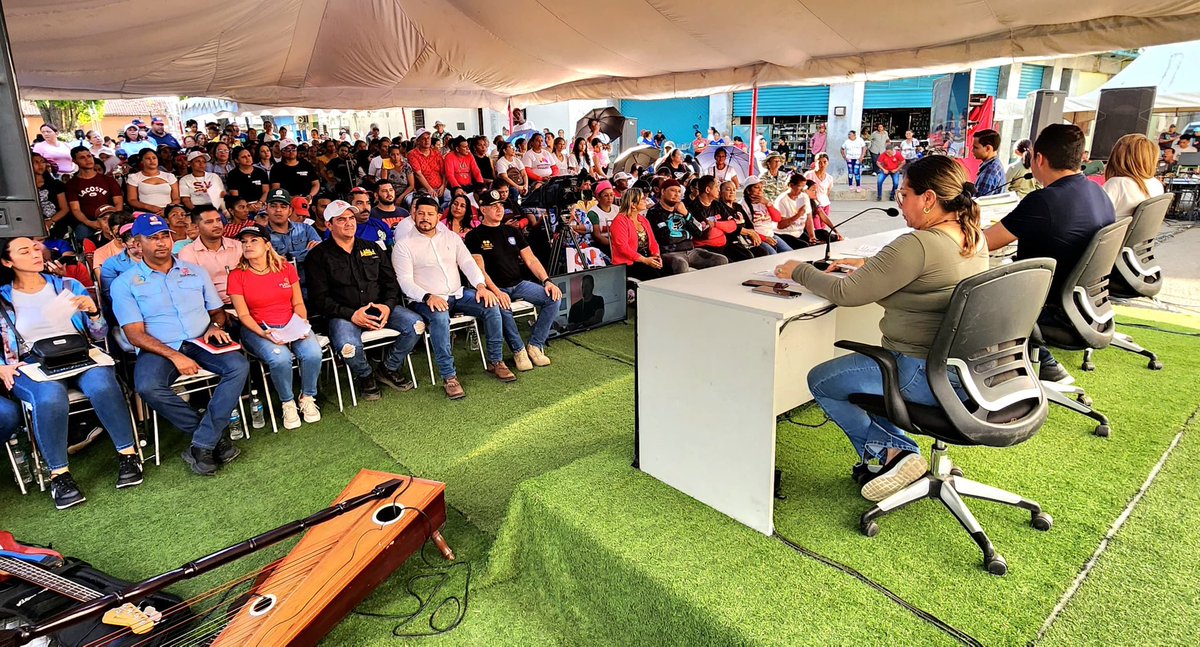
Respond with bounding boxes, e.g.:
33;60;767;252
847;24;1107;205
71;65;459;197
833;340;914;431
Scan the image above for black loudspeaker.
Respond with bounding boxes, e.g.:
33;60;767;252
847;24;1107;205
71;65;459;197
0;6;47;237
1091;86;1157;161
1024;90;1067;143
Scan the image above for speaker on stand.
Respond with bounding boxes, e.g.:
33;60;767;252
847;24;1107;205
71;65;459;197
1090;87;1157;161
1024;90;1067;144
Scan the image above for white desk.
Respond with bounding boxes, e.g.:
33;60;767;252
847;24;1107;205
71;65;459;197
636;229;907;535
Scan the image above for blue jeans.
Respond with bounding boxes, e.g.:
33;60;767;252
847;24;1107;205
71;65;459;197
134;344;250;451
846;160;862;187
877;172;899;200
13;366;136;471
241;329;324;402
409;289;504;380
499;281;560;351
808;351;961;462
326;306;423;378
757;236;794;256
0;396;19;442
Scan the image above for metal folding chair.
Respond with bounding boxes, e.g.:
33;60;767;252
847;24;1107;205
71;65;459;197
422;314;487;384
341;329;420;407
257;334;344;433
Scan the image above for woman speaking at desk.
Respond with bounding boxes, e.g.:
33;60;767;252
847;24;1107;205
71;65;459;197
774;156;987;502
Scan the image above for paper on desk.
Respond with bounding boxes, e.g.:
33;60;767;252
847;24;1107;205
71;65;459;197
844;244;882;257
752;269;800;285
268;314;312;343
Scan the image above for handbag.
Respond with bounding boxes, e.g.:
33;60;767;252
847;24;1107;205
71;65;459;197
0;295;93;369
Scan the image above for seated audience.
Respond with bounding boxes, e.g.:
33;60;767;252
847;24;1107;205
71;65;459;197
775;155;987;502
1005;139;1039;197
408;129;447;200
228;226;322;429
444;194;479;238
110;214;249;477
610;188;671;281
743;177;793;253
178;151;226;210
970;129;1005;197
687;176;762;262
984;124;1115;384
369;182;405;228
1102;133;1165;219
466;189;562;371
305;200;423;401
264;189;321;282
125;150;178;215
393;196;511;400
495;143;528;197
772;175;817;248
347;187;393;248
444;136;486;195
177;206;243;306
0;237;142;510
646;179;730;273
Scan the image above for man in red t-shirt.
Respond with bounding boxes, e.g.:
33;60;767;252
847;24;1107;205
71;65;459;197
65;146;122;242
407;128;446;200
875;144;905;202
443;136;484;195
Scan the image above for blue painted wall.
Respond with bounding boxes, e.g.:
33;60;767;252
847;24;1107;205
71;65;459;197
621;98;710;149
732;86;830;117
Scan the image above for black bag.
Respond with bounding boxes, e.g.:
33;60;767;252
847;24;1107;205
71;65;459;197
0;557;193;646
26;335;91;370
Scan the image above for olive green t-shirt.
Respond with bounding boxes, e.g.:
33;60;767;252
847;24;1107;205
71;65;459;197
792;228;988;358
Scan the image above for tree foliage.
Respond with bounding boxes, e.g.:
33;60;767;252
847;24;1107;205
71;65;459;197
34;100;106;134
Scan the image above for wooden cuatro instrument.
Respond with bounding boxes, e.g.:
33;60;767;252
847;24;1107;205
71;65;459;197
0;470;452;647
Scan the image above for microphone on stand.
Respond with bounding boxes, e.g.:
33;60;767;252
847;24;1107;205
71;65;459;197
1006;172;1033;189
810;206;899;271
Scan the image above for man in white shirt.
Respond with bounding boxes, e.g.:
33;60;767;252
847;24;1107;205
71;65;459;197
1173;134;1197;156
841;131;866;192
179;151;226;211
392;196;513;399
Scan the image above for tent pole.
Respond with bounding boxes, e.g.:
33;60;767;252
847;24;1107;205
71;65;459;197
749;86;759;174
507;98;513;133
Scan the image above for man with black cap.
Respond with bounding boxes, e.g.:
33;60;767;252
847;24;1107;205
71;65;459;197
466;189;562;371
394;195;511;399
647;179;730;273
269;139;320;200
264;189;322;283
110;213;249;476
306;199;424;400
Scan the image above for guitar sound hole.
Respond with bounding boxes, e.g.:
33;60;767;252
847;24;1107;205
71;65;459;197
372;504;405;526
248;593;277;617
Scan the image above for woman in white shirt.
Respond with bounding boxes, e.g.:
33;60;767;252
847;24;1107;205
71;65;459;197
125;150;179;215
551;137;573;177
495;142;528;196
521;133;558;188
707;147;742;187
1103;134;1165;219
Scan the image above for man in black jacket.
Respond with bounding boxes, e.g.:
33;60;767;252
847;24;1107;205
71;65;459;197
305;199;424;400
647;179;729;273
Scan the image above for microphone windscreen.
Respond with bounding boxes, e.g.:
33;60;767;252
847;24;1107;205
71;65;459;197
885;207;900;217
1023;173;1033;180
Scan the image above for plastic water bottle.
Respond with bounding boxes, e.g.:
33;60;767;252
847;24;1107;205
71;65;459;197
8;438;32;485
229;409;245;441
249;390;266;429
467;327;480;352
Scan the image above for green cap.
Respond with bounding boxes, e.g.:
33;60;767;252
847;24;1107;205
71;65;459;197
266;188;292;205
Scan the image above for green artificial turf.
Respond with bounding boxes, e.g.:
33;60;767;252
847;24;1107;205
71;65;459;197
0;318;1198;646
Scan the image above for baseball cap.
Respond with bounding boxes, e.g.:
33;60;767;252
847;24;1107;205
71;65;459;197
131;213;171;237
594;180;614;195
477;189;505;207
323;199;358;221
613;172;634;183
118;223;135;238
741;176;761;188
186;150;209;162
349;186;371;196
660;179;682;190
97;146;116;157
280;138;298;149
235;225;271;242
151;116;164;125
266;188;292;205
291;196;311;216
95;204;119;219
414;128;430;139
115;149;129;159
123;123;138;132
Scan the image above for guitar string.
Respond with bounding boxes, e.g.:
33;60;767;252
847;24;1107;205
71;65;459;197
0;557;103;601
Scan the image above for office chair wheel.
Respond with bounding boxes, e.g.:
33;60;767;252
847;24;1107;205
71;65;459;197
1031;512;1053;532
1148;359;1163;371
986;555;1008;576
861;520;880;538
949;466;964;477
1077;394;1093;407
1095;424;1111;438
1081;361;1096;372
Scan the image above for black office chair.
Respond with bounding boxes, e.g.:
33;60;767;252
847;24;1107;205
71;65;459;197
1037;219;1130;437
1085;192;1174;371
837;259;1055;576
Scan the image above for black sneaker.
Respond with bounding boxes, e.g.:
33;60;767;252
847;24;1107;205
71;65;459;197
851;462;882;485
214;436;241;465
357;375;383;401
860;451;928;502
374;364;416;392
181;445;219;476
116;454;143;489
50;472;86;510
1039;362;1075;385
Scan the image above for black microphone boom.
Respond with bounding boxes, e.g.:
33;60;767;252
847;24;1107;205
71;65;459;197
811;206;899;271
1006;172;1034;189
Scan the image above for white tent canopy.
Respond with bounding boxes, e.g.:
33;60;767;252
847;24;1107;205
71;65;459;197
1065;40;1200;112
8;1;1200;110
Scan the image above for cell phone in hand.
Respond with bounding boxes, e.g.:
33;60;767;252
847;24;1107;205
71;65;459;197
207;336;233;348
365;306;382;318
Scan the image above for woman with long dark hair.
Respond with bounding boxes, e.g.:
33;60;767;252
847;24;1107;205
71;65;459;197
443;194;480;238
775;155;987;502
31;153;68;233
0;237;142;509
125;150;178;215
254;142;275;173
32;124;76;176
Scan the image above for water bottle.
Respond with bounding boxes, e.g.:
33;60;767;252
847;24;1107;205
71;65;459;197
229;408;245;441
467;327;480;352
8;438;32;486
249;390;266;429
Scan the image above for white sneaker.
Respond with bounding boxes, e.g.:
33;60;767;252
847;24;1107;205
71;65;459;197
527;345;551;367
513;348;534;371
281;401;302;430
298;395;321;423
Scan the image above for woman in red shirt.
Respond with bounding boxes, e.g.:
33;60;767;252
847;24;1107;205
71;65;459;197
443;136;485;195
227;226;323;429
609;188;669;281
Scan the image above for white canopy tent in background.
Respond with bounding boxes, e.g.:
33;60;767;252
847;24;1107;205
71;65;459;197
1065;39;1200;112
7;1;1200;110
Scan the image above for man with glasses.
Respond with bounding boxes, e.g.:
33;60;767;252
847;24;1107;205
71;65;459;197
269;138;320;201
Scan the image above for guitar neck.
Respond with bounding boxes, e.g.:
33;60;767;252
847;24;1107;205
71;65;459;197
0;556;100;602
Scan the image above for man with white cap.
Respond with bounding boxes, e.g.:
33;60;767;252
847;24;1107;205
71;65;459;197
611;171;634;198
147;117;181;150
407;128;446;200
118;123;155;158
432;120;449;148
269;138;320;201
306;199;425;401
179;150;226;210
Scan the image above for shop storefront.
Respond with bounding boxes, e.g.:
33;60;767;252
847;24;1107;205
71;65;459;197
732;86;829;168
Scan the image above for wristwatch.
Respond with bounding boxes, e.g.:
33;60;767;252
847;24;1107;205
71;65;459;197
542;278;553;286
209;321;224;330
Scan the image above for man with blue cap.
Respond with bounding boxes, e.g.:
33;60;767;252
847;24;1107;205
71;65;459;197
109;213;250;476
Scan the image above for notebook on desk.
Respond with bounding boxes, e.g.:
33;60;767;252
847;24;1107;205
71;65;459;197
19;348;115;382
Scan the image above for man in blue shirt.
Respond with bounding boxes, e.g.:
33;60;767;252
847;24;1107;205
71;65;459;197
348;187;394;248
110;214;250;476
264;188;322;285
146;117;181;150
971;129;1006;197
984;124;1115;383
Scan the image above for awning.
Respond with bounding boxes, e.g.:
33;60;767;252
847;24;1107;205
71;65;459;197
1065;39;1200;112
